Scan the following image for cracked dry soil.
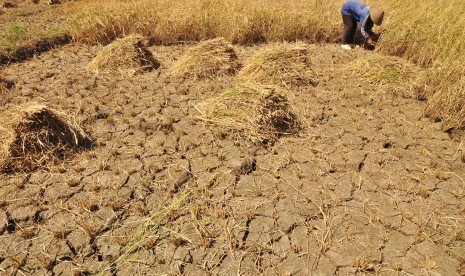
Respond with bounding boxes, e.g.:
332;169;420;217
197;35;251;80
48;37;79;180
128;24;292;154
0;43;464;275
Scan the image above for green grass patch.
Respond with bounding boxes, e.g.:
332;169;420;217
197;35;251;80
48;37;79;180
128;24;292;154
0;23;69;52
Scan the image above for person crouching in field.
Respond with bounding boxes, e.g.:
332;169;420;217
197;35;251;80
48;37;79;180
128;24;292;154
341;1;384;50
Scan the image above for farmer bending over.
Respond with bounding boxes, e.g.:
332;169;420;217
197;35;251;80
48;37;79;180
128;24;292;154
341;1;384;50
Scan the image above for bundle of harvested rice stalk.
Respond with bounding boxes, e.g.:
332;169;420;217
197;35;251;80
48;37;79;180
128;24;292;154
344;55;426;97
88;35;160;76
345;56;420;84
239;42;316;87
198;84;300;145
0;103;92;172
169;37;239;79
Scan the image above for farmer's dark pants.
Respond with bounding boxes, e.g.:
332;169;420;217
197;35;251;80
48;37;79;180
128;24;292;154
342;13;356;44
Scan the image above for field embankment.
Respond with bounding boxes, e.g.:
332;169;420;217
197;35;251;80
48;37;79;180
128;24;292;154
70;0;465;132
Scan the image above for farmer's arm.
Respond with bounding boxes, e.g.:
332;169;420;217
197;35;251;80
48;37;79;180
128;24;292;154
360;16;374;39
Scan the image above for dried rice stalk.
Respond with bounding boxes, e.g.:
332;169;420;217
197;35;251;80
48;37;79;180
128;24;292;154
88;35;160;76
0;103;92;172
0;77;14;105
239;42;316;87
344;55;426;97
345;55;419;85
425;77;465;131
169;37;239;79
198;84;300;144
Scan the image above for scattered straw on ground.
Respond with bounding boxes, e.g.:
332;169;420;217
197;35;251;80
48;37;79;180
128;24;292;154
88;35;160;76
197;84;300;144
344;55;426;97
0;103;92;172
238;42;316;87
169;37;239;79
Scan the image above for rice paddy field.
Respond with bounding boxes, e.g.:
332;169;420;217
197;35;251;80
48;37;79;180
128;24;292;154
0;0;464;275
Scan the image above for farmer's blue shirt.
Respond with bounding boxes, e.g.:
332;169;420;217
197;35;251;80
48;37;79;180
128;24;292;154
342;1;374;38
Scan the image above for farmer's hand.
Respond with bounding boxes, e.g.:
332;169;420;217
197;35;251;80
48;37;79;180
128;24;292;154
367;37;376;46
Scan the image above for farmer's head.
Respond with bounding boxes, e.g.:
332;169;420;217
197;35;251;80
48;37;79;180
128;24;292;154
370;7;384;26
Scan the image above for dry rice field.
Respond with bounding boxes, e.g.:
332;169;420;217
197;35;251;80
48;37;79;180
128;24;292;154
0;1;464;275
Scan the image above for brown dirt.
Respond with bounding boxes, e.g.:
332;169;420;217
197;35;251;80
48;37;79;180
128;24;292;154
0;41;464;275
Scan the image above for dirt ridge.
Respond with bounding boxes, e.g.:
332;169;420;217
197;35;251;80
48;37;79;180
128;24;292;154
0;34;71;66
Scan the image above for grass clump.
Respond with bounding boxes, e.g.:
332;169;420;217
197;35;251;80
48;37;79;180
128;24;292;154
198;84;300;144
0;103;92;173
88;35;160;76
239;42;316;87
169;37;239;79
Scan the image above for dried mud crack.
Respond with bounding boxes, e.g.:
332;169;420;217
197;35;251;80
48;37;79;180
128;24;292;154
0;41;464;276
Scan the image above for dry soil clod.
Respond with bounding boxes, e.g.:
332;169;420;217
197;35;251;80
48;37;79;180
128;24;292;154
0;77;14;90
0;77;15;104
2;2;17;8
230;157;256;176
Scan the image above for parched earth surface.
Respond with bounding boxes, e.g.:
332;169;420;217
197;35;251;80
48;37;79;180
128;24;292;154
0;40;465;276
